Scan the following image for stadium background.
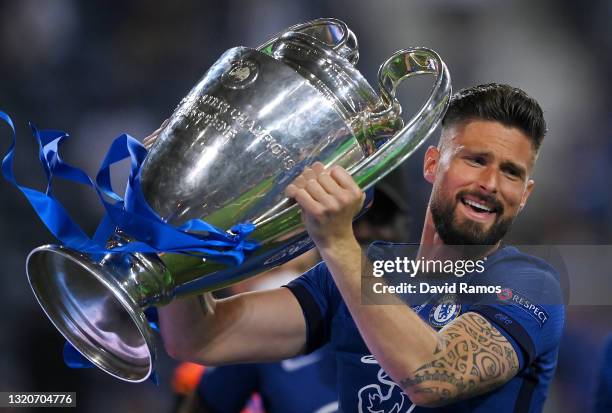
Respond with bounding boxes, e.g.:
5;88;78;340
0;1;611;411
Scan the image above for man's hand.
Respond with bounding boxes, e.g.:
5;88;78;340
143;119;169;149
284;162;365;250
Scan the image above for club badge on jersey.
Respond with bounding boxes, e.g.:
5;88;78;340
428;294;462;329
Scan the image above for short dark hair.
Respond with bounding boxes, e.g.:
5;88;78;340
441;83;547;151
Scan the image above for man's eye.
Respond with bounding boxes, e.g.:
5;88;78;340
504;169;521;180
466;157;485;166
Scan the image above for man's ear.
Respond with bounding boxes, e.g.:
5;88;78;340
423;146;440;184
519;179;535;212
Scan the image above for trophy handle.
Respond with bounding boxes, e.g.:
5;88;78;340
348;48;452;189
251;48;450;232
257;17;359;65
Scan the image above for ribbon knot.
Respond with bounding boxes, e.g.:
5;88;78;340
230;222;258;250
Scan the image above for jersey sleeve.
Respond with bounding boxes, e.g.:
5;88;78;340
197;364;259;413
469;252;565;370
283;262;339;353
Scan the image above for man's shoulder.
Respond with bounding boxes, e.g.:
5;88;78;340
486;245;562;283
478;245;566;328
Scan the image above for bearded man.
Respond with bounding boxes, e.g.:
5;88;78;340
158;83;564;413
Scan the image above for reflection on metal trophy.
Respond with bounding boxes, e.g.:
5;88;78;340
25;18;451;382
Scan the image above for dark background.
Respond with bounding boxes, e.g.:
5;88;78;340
0;1;611;412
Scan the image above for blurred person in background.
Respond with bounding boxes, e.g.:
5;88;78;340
593;334;612;412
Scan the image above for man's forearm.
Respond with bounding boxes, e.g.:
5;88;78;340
158;287;309;365
318;237;440;382
157;292;218;361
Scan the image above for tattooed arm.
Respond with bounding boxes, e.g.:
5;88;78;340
399;312;520;407
314;239;520;407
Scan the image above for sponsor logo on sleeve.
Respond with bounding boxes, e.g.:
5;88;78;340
497;288;549;327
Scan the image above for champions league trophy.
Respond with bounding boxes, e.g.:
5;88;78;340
25;18;451;382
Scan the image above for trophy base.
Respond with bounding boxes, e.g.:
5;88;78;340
26;245;155;382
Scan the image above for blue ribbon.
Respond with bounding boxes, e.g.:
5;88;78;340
1;111;261;383
1;111;259;262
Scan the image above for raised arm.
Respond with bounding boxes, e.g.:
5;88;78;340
315;237;519;407
285;162;520;407
158;288;307;365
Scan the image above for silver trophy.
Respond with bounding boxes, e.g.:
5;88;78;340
26;18;451;382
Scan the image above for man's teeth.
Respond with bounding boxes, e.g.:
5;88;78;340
464;198;493;212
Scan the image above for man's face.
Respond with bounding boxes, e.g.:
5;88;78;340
424;120;536;245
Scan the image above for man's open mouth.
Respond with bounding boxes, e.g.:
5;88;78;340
460;195;497;215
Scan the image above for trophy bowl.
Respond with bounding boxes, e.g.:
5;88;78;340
25;18;451;382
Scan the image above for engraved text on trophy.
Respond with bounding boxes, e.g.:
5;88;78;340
176;93;296;170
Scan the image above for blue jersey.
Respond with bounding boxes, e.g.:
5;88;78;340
197;346;338;413
285;246;565;413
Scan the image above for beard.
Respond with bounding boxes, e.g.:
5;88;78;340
430;189;514;246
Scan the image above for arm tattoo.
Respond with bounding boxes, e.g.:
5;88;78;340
399;312;519;404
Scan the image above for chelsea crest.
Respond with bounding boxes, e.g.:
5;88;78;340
429;294;462;328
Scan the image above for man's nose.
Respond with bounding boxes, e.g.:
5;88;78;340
477;167;499;193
